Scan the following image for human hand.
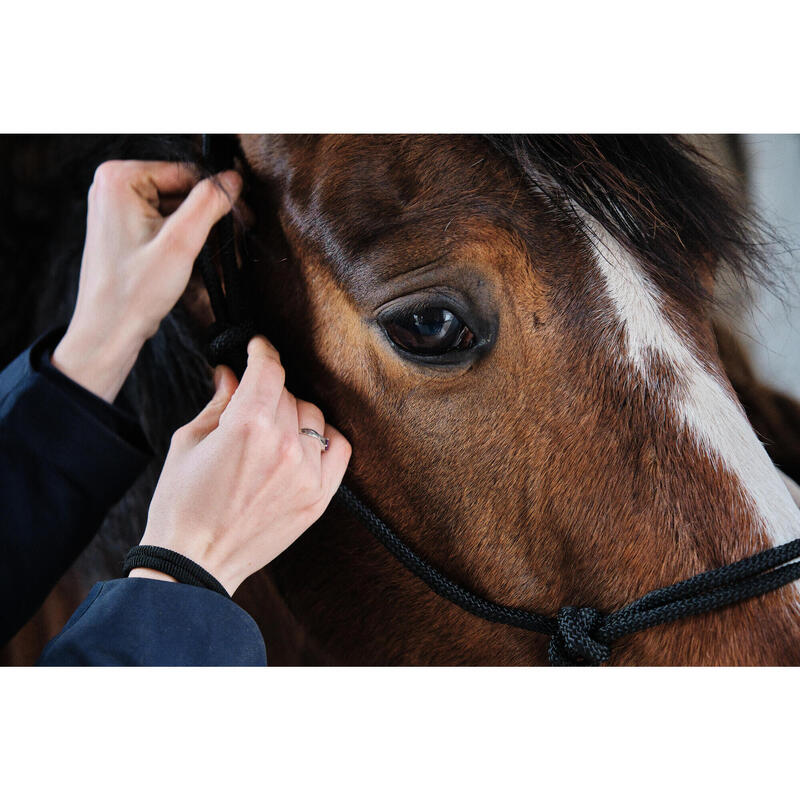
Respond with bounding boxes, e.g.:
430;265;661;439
52;159;242;402
130;336;352;596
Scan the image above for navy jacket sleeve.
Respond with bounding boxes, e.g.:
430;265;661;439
37;578;267;666
0;329;151;643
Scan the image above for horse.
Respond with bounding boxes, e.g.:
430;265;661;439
3;134;800;665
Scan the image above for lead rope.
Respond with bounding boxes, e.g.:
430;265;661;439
196;135;800;665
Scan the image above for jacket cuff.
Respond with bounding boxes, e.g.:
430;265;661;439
33;327;150;452
0;329;151;501
37;579;267;666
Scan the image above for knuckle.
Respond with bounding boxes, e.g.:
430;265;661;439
282;436;305;467
274;429;303;464
91;160;126;192
300;400;323;422
255;412;278;438
235;411;273;439
225;413;249;436
195;178;219;207
170;424;193;449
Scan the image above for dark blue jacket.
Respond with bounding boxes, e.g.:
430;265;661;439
0;330;266;665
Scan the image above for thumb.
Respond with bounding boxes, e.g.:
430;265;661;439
185;365;239;441
156;170;242;261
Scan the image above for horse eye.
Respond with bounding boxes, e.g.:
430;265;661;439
381;307;476;356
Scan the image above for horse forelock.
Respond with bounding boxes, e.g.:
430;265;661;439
483;134;781;311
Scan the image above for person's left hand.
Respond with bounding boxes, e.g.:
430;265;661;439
52;159;242;402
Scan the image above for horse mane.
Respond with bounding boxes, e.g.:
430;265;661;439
483;134;779;309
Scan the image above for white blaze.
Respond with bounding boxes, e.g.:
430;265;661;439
587;221;800;549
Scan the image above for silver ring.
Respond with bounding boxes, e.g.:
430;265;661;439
299;427;329;452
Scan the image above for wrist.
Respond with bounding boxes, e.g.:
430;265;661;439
138;531;242;597
51;322;145;403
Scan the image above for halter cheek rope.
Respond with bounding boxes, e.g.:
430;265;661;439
196;134;800;666
336;484;800;665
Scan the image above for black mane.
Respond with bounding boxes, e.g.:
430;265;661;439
484;134;778;309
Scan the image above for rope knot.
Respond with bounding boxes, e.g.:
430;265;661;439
206;320;257;378
548;606;611;666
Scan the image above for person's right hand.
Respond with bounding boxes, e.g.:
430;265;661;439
131;336;351;596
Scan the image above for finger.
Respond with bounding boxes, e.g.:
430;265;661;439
132;161;203;199
184;365;239;441
296;399;326;437
232;336;285;413
296;399;327;459
155;170;243;259
273;386;300;432
247;334;281;364
269;389;320;481
91;160;201;211
319;423;352;501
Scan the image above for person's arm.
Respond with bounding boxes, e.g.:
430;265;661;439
0;330;150;642
1;160;242;644
37;580;267;666
39;337;351;666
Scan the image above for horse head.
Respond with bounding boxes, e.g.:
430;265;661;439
199;134;800;665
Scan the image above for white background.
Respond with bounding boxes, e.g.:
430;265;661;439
2;2;799;798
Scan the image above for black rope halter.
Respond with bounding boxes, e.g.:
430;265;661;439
195;134;800;666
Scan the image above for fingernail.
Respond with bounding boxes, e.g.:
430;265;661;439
218;170;242;195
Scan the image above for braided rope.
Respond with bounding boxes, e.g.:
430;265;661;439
337;483;800;665
334;485;556;635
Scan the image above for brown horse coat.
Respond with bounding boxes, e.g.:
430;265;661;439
3;134;800;666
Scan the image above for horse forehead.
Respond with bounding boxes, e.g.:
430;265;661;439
276;135;513;225
256;135;533;285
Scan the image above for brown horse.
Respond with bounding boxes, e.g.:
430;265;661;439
5;134;800;665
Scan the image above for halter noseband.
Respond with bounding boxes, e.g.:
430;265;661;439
196;134;800;666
